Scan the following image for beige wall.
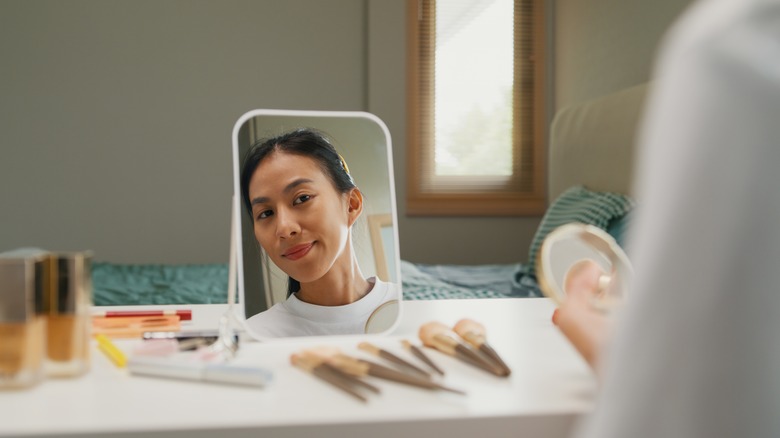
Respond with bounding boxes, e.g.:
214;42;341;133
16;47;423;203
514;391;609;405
0;0;365;264
553;0;693;109
0;0;692;266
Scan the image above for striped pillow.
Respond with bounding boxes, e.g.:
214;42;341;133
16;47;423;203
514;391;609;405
527;185;635;277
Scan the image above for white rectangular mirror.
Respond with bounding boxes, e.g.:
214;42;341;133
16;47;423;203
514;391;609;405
232;110;401;339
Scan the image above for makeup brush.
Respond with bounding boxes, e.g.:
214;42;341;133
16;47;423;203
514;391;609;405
453;319;511;377
401;340;445;376
358;342;432;379
355;357;465;395
305;347;465;395
290;353;379;403
419;322;505;377
299;349;382;395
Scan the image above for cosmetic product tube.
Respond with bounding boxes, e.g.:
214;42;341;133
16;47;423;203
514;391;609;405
0;250;48;389
127;357;272;387
45;251;92;377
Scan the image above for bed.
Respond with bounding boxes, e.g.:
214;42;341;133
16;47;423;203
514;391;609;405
92;84;649;306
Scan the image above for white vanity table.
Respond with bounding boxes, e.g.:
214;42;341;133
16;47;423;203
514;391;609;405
1;298;596;438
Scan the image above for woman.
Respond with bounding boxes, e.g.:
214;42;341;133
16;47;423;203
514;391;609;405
240;128;399;338
555;0;780;436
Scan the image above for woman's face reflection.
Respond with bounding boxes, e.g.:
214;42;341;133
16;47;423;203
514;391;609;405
248;151;361;286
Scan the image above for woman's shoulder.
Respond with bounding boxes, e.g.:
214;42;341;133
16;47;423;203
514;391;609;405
244;301;299;337
369;277;400;301
247;301;289;322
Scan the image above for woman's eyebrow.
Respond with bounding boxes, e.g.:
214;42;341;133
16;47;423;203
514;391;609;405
251;178;314;206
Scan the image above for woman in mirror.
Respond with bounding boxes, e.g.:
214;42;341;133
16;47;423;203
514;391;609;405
240;128;399;337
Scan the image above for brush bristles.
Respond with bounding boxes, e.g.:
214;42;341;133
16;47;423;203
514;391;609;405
454;319;485;337
418;321;450;346
357;342;381;355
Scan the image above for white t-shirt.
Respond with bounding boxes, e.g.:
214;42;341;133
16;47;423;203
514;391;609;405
577;0;780;437
245;277;400;338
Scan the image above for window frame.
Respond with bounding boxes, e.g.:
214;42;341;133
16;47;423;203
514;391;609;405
405;0;547;216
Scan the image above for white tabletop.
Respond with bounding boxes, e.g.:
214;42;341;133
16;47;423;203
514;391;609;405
1;298;596;438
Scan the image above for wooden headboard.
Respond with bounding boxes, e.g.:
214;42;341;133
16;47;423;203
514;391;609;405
548;83;650;200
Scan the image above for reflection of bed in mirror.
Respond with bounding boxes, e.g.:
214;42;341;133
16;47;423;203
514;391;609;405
91;84;647;307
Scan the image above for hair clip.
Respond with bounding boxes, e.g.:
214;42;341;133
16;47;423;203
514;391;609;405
338;154;350;174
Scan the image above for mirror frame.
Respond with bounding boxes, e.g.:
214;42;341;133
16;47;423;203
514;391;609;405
230;109;402;339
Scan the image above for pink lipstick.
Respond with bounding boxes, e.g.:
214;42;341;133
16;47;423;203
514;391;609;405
283;242;314;261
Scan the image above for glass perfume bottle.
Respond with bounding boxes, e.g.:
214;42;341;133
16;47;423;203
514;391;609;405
46;252;92;377
0;250;47;389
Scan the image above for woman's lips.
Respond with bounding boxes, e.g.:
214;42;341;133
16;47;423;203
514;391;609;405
282;242;314;261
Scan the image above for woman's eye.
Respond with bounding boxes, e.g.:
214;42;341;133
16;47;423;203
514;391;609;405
256;210;273;220
293;194;312;205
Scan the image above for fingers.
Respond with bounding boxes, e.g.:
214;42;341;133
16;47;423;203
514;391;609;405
564;259;606;300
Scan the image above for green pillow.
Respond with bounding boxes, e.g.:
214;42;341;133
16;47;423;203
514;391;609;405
527;185;635;277
606;211;633;249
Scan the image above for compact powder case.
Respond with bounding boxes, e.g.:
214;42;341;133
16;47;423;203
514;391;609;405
536;223;633;310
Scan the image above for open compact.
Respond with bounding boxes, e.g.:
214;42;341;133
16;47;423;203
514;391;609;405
536;223;633;311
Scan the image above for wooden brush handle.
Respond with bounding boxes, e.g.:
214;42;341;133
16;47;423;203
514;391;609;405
453;344;505;376
478;344;511;377
402;340;445;376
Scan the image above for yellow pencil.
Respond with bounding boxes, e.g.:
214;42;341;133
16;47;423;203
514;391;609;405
96;334;128;368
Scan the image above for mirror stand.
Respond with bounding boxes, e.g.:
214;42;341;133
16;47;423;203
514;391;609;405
205;196;243;359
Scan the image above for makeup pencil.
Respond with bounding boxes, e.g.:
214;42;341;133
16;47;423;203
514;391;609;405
453;319;511;377
92;309;192;321
92;315;181;338
419;322;505;377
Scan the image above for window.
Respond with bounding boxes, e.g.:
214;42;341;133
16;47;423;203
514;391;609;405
406;0;546;216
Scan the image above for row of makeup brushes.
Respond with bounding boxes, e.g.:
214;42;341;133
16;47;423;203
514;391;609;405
291;319;511;402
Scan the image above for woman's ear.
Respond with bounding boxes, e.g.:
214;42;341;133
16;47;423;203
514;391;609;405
346;188;363;226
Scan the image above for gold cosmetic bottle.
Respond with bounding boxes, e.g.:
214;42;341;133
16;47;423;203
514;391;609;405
46;252;92;377
0;250;48;389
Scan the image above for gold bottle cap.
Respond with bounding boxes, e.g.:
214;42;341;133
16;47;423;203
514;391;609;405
50;251;93;315
0;248;52;322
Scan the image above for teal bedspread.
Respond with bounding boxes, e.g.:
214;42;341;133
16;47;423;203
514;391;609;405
91;261;539;305
400;260;540;300
92;263;228;306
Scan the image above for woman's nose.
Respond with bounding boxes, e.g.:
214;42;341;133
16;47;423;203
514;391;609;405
275;209;300;238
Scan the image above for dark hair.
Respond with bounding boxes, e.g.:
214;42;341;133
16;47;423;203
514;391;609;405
240;128;357;294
